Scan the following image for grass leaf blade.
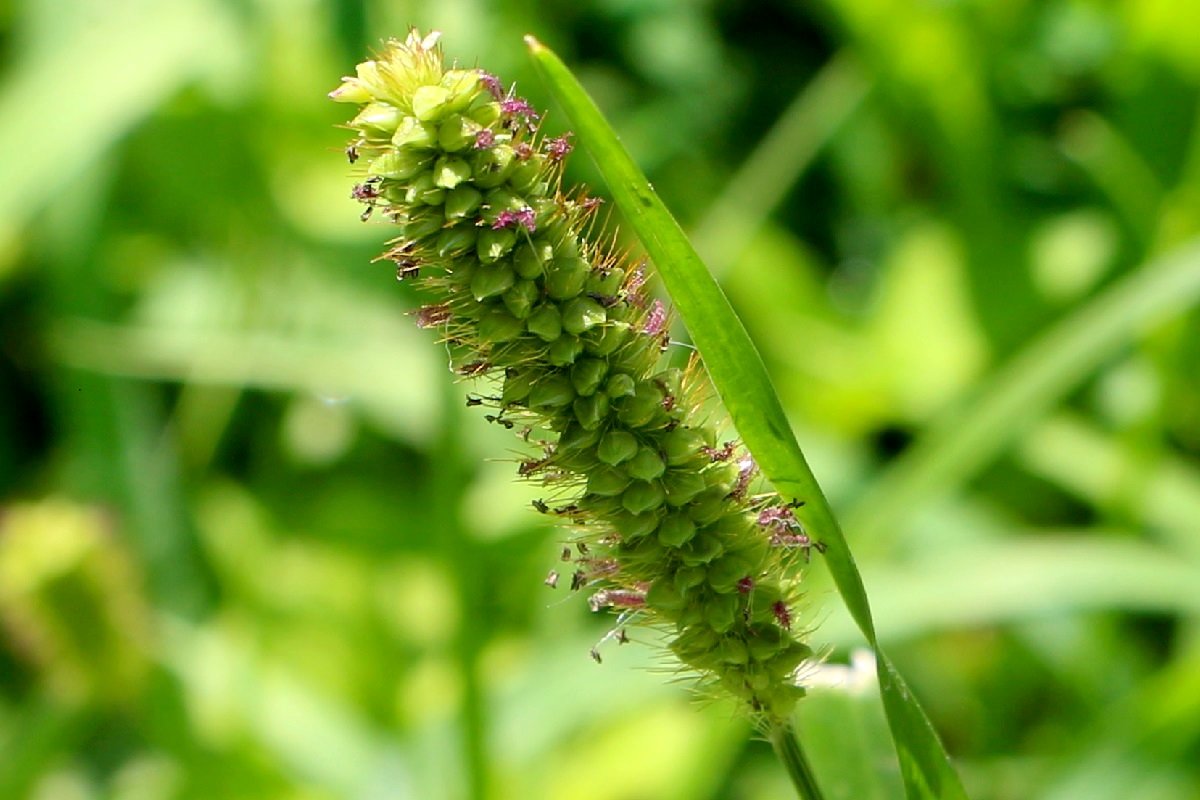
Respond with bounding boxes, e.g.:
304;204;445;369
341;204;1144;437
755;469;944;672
526;35;969;800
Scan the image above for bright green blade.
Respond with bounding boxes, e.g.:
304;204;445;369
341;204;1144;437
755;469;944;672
527;35;969;800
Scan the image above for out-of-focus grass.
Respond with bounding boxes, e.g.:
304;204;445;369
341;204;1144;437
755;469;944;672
1;1;1198;799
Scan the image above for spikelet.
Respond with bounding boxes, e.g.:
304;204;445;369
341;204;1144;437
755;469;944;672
331;30;816;722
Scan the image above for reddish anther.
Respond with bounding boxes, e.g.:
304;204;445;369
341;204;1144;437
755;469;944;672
545;133;574;162
478;71;504;99
643;299;667;335
772;600;792;630
492;206;537;233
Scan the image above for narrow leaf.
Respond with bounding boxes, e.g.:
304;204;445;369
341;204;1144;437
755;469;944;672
527;35;969;800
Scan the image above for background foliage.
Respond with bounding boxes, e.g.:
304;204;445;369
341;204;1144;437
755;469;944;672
1;1;1199;798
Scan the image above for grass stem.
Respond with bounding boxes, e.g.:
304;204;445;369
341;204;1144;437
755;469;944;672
770;722;826;800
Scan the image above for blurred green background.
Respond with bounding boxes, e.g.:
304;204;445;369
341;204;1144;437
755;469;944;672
2;0;1199;798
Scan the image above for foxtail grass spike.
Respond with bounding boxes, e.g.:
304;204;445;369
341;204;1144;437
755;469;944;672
332;29;815;724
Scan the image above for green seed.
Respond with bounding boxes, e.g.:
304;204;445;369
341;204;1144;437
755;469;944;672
657;513;696;547
437;113;475;151
657;368;684;399
354;103;403;135
770;641;812;675
529;375;575;410
617;381;665;428
433;156;472;189
441;69;482;113
502;280;539;320
704;461;740;492
705;592;739;633
587;466;631;497
621;536;667;576
469;263;515;301
746;624;785;660
391;116;438;149
526;305;562;342
501;369;535;405
646;578;685;612
402;210;443;242
626;446;666;481
686;488;729;525
558;421;601;453
570;358;608;397
368;150;431;180
435;226;476;257
605;373;636;398
663;427;707;465
680;532;724;566
583;322;630;357
664;469;707;506
544;256;590;300
513;240;551;279
508;158;544;193
412;85;452;121
707;553;755;594
444;185;483;220
546;335;584;366
573;392;610;430
469;100;501;127
670;624;719;661
330;79;372;104
477;227;517;263
586;269;624;297
561;297;607;335
611;510;659;539
622;480;665;515
477;309;523;343
404;172;444;206
597;430;638;465
550;228;580;258
484;187;525;215
674;566;707;592
720;637;749;665
472;145;516;188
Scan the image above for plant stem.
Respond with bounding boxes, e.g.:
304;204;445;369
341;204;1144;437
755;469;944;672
769;722;826;800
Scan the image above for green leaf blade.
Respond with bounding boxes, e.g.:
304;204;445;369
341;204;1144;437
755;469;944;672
526;35;969;800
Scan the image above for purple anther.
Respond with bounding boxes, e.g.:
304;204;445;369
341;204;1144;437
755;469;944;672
545;133;574;162
478;71;504;99
642;299;667;336
492;206;537;233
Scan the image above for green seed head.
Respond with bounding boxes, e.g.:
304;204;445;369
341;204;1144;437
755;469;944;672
333;30;814;725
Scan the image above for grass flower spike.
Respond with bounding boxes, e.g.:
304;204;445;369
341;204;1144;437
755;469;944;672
332;30;814;724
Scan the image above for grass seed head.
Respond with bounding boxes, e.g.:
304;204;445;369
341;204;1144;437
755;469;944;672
333;30;815;724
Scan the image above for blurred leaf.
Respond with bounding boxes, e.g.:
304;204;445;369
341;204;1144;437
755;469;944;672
158;616;416;799
47;263;443;446
1019;413;1200;557
693;51;870;276
865;223;986;421
797;684;905;800
0;0;240;253
849;237;1200;550
819;536;1200;647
